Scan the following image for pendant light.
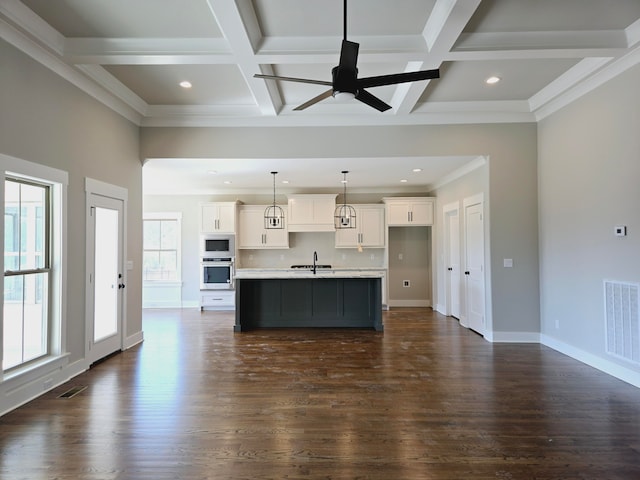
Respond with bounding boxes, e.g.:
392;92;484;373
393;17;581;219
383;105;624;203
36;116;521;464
334;170;356;229
264;171;285;229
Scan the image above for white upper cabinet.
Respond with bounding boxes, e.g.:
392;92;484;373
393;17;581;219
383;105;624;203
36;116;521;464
383;198;434;226
200;202;237;233
237;205;289;249
335;205;385;248
287;194;337;232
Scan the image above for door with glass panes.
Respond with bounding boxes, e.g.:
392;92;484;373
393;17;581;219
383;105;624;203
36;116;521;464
86;193;124;364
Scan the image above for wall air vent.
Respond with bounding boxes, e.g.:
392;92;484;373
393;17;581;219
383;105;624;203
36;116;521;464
604;280;640;365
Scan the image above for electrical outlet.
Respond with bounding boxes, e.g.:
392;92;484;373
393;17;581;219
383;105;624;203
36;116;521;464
403;280;410;287
398;253;403;260
43;378;53;390
370;254;375;261
615;225;627;237
555;319;560;329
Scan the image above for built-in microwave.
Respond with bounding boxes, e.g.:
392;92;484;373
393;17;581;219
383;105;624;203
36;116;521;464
200;233;235;258
200;257;234;290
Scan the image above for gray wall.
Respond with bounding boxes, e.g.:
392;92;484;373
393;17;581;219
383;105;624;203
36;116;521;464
387;226;431;304
538;64;640;378
0;39;142;395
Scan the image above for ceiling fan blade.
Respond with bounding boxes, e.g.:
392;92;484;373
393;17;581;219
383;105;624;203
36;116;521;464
358;69;440;89
293;89;334;111
254;74;332;87
355;89;392;112
338;40;359;71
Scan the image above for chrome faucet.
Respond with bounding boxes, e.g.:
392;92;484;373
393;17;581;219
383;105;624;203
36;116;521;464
313;251;318;275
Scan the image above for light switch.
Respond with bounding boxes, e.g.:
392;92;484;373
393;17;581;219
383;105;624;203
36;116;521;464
503;258;513;268
126;260;133;270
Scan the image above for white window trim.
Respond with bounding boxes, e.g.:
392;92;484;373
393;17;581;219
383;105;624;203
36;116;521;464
143;212;182;286
0;153;68;383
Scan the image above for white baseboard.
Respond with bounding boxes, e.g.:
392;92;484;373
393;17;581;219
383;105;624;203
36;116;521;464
0;356;87;417
124;331;144;349
142;301;182;308
142;300;201;309
541;334;640;388
182;300;200;309
491;331;541;343
388;300;431;308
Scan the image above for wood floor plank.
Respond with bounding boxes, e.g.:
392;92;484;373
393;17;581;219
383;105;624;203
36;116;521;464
1;307;640;479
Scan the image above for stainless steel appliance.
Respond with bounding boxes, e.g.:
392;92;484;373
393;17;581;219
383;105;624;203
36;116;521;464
200;233;235;258
200;257;234;289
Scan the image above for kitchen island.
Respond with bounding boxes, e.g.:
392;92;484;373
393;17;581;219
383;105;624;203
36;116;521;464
234;268;384;332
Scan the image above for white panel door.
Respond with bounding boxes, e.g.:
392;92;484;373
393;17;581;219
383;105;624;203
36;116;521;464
465;201;485;335
87;194;124;364
445;207;461;319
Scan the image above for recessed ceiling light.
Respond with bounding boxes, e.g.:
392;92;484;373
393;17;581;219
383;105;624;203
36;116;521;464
223;180;231;185
412;168;423;173
400;179;408;183
485;76;501;85
281;180;289;184
179;80;192;89
207;170;218;175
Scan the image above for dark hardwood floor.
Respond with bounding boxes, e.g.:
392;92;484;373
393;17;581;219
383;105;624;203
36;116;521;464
1;308;639;479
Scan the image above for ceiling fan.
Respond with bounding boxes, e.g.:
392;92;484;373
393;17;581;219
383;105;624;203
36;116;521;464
254;0;440;112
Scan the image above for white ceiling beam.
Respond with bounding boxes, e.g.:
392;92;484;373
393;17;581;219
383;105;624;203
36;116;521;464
0;16;143;124
625;18;640;47
455;30;629;52
206;0;281;116
393;0;481;114
424;0;483;54
76;64;149;114
0;0;64;54
64;37;233;64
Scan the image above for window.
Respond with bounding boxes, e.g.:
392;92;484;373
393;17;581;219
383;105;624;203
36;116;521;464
143;213;181;282
3;178;51;371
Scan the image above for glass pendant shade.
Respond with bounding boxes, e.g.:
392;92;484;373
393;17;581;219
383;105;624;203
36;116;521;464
264;171;285;229
334;170;356;229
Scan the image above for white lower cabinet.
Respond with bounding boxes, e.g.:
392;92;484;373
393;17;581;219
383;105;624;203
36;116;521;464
238;205;289;249
200;290;235;310
335;205;385;248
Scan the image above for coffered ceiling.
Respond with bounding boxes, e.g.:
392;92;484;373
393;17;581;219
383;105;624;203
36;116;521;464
2;0;640;192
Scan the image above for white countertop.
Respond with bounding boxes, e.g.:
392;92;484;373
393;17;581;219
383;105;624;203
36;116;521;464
235;267;386;279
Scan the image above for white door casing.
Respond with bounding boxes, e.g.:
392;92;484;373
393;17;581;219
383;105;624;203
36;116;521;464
464;195;485;336
443;202;461;319
85;179;128;365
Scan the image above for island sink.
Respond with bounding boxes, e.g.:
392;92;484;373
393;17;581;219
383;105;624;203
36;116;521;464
234;272;384;332
290;264;332;269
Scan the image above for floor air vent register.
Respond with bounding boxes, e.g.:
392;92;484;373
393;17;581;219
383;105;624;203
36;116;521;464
605;280;640;365
57;386;87;398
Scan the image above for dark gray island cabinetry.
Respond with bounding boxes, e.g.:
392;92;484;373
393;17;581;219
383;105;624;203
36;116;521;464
234;270;383;331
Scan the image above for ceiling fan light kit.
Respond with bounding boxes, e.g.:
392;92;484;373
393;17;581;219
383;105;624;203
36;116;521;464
254;0;439;112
